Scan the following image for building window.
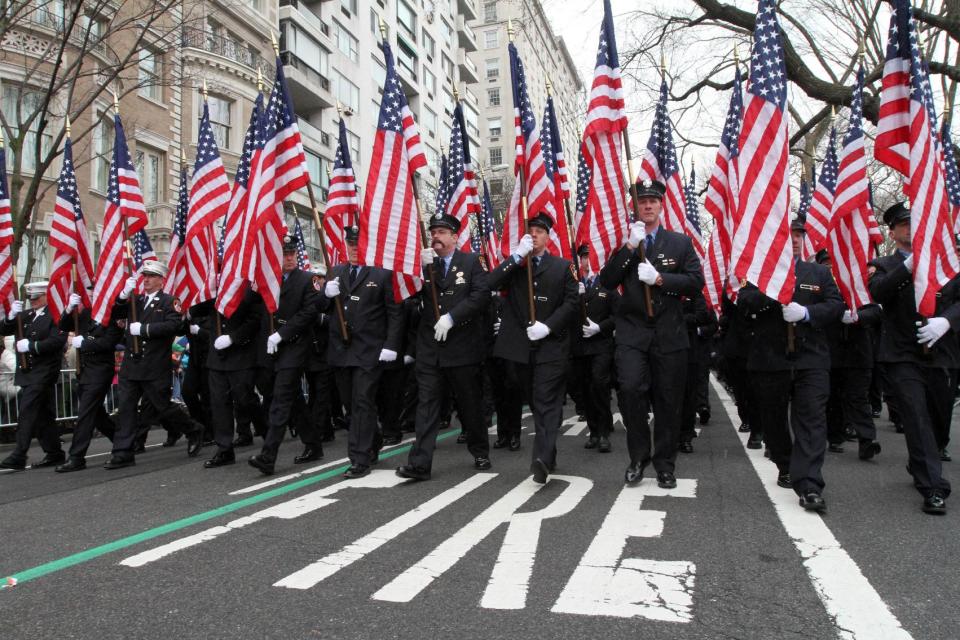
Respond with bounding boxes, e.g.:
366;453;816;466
81;12;107;43
372;99;381;123
397;0;417;39
423;66;437;97
485;58;499;80
441;53;454;80
422;29;435;61
134;147;165;206
341;0;357;15
333;71;360;111
347;129;361;165
1;86;53;174
487;117;502;137
489;178;504;195
286;25;329;77
489;147;502;167
487;87;500;106
305;150;330;191
440;18;452;46
335;22;359;63
374;57;387;91
484;29;498;49
246;0;263;12
423;107;438;138
397;40;418;81
443;89;455;116
206;95;232;150
483;1;497;23
92;112;112;192
138;48;162;101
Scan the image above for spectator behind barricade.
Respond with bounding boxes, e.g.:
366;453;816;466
171;340;186;401
0;335;20;427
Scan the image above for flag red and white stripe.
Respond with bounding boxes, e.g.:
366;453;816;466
0;145;15;313
324;117;359;265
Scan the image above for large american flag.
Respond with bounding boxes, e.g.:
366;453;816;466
579;0;629;273
875;0;959;316
638;80;704;258
796;176;816;260
805;127;839;252
942;115;960;231
47;137;95;322
165;161;189;300
500;41;557;257
323;117;359;265
357;38;427;301
0;144;15;313
573;143;593;256
703;65;743;312
730;0;794;304
293;217;312;271
828;64;873;313
435;152;450;218
216;94;261;318
684;163;702;238
540;95;573;258
89;115;149;325
132;229;158;295
240;58;309;313
474;175;501;269
445;102;480;250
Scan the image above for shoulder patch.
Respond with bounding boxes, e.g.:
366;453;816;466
569;263;578;279
172;297;182;314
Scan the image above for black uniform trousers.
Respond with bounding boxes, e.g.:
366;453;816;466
335;366;383;467
181;361;210;436
887;362;952;497
114;376;196;456
8;381;61;461
302;366;335;441
680;348;700;444
261;367;316;461
515;357;566;469
616;344;686;473
208;368;261;452
377;366;408;441
409;362;489;470
826;368;876;445
751;368;829;496
68;378;116;460
571;353;613;438
491;358;523;441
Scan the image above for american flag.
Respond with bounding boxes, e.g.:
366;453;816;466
89;114;150;325
131;229;158;295
806;127;839;252
445;102;480;250
435;152;450;217
474;176;501;269
357;38;427;301
579;0;629;273
942;114;960;231
240;58;309;313
875;0;959;316
324;118;359;265
165;161;189;300
796;178;816;260
866;181;885;248
828;64;873;313
500;41;557;258
703;65;743;312
730;0;795;304
540;95;573;259
293;217;312;271
216;94;261;318
0;144;15;313
47;136;95;322
573;143;593;256
684;164;701;236
639;80;704;258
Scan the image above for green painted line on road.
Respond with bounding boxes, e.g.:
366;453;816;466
4;430;463;588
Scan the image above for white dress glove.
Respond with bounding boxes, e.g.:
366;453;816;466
515;234;534;258
841;310;856;325
324;277;341;299
16;339;29;353
129;322;142;336
7;300;22;320
120;276;136;299
266;331;282;355
189;324;200;335
902;254;914;273
918;317;951;346
627;221;644;248
434;313;454;342
66;293;82;313
782;302;807;323
637;260;659;285
71;335;84;349
403;355;415;365
578;282;586;295
421;248;436;265
582;318;601;338
493;319;501;335
379;348;398;362
214;335;233;350
526;321;550;341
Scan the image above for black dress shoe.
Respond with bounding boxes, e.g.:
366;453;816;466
598;437;611;453
233;434;254;447
32;452;67;468
584;436;599;449
343;464;370;479
799;491;826;512
858;440;881;460
382;435;402;446
204;450;236;468
248;455;275;475
828;443;844;453
738;422;751;433
493;437;509;449
746;436;763;449
474;456;492;470
55;458;87;473
844;428;859;442
294;447;324;464
922;493;947;514
624;462;645;484
103;455;135;470
187;431;202;457
678;441;693;454
941;448;952;462
508;436;521;451
776;473;792;488
657;471;677;489
369;450;380;465
134;441;147;454
697;406;711;425
871;408;882;418
396;464;430;481
162;434;180;448
0;456;26;471
530;458;549;484
456;432;468;444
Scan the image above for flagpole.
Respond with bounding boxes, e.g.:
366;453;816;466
477;165;492;270
1;131;28;371
62;116;83;377
113;92;141;356
508;20;537;325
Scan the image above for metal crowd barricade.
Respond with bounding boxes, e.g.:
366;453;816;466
0;369;120;431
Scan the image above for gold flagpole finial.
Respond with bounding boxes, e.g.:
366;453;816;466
65;115;72;139
181;148;187;163
257;67;263;93
453;86;460;102
336;101;344;118
479;165;486;180
660;52;666;76
112;90;120;115
378;17;387;41
270;31;280;57
857;38;864;63
507;19;514;42
202;78;208;101
545;78;553;97
440;144;447;155
733;44;739;64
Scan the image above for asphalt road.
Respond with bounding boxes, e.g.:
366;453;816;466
0;377;957;640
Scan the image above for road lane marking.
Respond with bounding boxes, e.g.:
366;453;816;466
710;376;913;640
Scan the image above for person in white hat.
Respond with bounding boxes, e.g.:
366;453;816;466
0;281;69;471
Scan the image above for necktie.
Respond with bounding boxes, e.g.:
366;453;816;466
644;234;653;255
351;265;359;285
533;256;541;269
442;258;449;278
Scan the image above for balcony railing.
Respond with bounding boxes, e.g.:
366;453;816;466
280;50;330;91
181;27;271;74
279;0;330;38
